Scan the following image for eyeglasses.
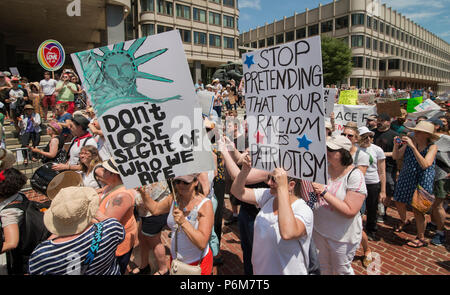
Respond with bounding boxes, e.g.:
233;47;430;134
174;179;191;185
341;133;354;138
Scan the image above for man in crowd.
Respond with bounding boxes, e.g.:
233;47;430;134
55;72;77;114
55;103;73;143
390;109;408;135
373;113;399;222
366;115;378;132
39;71;58;121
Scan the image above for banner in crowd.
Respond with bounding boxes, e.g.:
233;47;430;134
407;96;423;113
323;88;337;117
71;31;214;189
332;104;377;135
338;90;358;105
242;36;327;184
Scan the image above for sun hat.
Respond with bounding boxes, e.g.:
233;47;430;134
174;173;199;183
344;121;358;129
408;121;440;141
358;126;375;137
44;186;99;236
102;158;120;174
0;148;16;170
46;170;83;199
48;121;62;134
326;135;352;152
24;104;34;110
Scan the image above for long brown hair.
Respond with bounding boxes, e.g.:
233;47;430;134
80;146;102;174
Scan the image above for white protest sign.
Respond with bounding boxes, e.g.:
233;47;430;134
332;104;377;135
404;109;445;128
242;36;327;184
414;99;441;112
9;67;20;77
71;31;214;189
196;90;215;117
323;88;337;117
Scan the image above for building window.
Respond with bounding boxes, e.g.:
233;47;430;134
379;41;383;52
396;47;399;56
251;41;257;48
385;43;389;54
209;12;221;26
372;39;377;51
223;0;234;7
124;5;135;41
379;22;384;34
285;31;294;42
176;4;190;19
209;0;220;3
258;39;266;48
379;60;386;71
366;16;372;28
385;25;390;36
157;25;172;33
276;33;284;44
351;35;364;48
338;36;349;46
308;24;319;36
396;29;400;40
224;36;235;49
296;28;306;39
391;45;394;55
157;0;173;16
209;34;221;47
193;8;206;22
267;36;274;46
223;15;234;28
140;0;154;11
321;20;333;33
351;13;364;26
366;36;371;49
141;24;155;36
352;56;363;68
373;19;378;31
178;29;191;43
372;59;377;71
193;31;207;45
350;78;362;88
388;59;400;70
391;27;396;38
335;15;349;30
366;57;371;69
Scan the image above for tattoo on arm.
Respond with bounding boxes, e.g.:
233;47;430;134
112;196;123;207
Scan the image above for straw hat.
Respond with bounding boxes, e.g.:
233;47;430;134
24;104;34;110
46;171;83;200
102;158;120;174
44;186;99;236
407;121;440;141
0;148;16;170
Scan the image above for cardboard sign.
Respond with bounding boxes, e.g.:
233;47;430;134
196;90;215;117
338;90;358;105
71;31;214;189
332;104;377;135
242;36;327;184
376;101;402;118
323;88;337;117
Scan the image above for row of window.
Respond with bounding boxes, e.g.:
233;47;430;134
349;35;450;72
141;24;235;48
140;0;236;28
351;56;449;79
141;0;236;10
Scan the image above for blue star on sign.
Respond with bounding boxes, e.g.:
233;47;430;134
297;134;312;150
244;55;255;68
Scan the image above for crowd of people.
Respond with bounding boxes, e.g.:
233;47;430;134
0;68;449;275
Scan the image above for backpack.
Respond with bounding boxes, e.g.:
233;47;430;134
3;193;51;257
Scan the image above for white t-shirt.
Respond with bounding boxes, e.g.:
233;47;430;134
358;144;385;184
313;168;367;244
352;148;370;169
82;171;100;189
8;88;24;105
252;188;313;275
40;79;57;96
68;136;97;165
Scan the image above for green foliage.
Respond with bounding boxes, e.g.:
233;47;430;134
321;36;352;86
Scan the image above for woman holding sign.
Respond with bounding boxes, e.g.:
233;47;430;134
230;154;313;275
311;136;367;275
138;174;214;275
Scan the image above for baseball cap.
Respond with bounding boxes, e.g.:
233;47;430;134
174;173;199;183
326;135;352;152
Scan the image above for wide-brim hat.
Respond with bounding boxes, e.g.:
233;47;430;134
44;186;99;236
102;158;120;174
24;104;34;110
0;148;16;170
326;135;352;152
407;121;440;141
46;171;83;200
358;126;375;137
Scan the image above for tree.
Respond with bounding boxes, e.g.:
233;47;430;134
321;36;352;86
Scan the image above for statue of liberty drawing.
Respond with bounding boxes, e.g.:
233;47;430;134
74;37;182;116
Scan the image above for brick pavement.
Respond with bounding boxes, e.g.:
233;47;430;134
25;190;449;275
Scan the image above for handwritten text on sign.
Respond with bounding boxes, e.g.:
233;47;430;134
243;36;327;184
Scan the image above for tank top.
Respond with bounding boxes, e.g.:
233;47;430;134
99;185;137;256
167;197;211;264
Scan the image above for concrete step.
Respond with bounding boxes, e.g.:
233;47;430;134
5;135;51;146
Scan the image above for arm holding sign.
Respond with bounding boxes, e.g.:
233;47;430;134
230;154;258;206
137;186;173;216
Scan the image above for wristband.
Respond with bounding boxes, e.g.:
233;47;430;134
319;188;328;197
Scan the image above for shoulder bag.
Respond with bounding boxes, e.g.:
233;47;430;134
169;227;202;275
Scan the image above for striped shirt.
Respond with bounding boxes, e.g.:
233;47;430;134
28;218;125;275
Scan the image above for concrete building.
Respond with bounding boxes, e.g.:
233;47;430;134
134;0;241;83
238;0;450;91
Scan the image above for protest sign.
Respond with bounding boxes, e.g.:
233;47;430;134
37;40;65;72
411;90;423;98
242;36;327;184
407;96;423;113
196;90;215;117
9;67;20;77
404;109;445;128
72;31;214;189
323;88;337;117
414;99;441;112
338;90;358;105
332;104;377;135
376;101;402;118
358;93;375;105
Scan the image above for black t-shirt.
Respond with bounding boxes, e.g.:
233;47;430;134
373;128;399;170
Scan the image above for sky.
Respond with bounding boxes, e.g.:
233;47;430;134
237;0;450;43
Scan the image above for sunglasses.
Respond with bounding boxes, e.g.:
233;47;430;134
174;179;191;185
341;133;354;138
